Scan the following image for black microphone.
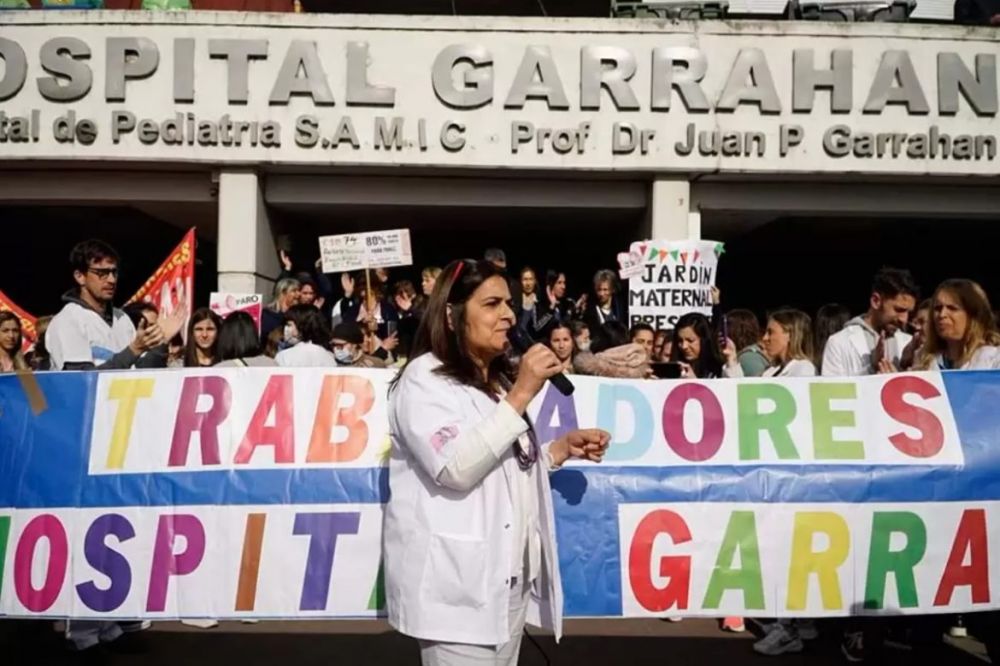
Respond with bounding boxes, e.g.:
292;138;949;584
508;327;575;396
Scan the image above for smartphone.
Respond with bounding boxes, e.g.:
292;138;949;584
651;362;683;379
719;315;729;346
386;321;398;337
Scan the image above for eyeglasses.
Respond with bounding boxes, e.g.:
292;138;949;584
87;267;119;280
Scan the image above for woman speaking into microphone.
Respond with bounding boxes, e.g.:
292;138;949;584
383;258;610;665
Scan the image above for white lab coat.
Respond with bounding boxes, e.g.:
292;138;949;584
762;358;817;378
383;353;563;646
274;342;336;367
821;316;912;377
929;345;1000;370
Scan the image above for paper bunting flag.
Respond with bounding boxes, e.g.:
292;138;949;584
648;248;658;261
670;250;680;262
658;250;668;263
680;252;688;264
693;250;701;263
714;242;726;258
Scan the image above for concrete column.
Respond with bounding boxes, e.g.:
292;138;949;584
217;170;280;297
645;177;698;240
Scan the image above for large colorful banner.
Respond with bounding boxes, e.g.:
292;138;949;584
1;368;999;620
0;289;38;352
126;229;196;338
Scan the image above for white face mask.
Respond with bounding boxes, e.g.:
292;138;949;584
283;323;300;346
576;339;591;353
333;347;356;365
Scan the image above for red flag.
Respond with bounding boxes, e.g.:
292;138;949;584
0;289;38;352
127;228;196;339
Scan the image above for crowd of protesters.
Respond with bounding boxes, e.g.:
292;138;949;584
2;239;1000;665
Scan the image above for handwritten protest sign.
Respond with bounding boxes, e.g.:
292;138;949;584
319;229;413;274
209;293;264;333
617;251;643;281
628;239;724;329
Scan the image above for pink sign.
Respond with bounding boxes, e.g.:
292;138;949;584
209;293;263;333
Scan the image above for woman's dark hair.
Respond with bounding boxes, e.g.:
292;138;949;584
512;267;542;316
0;310;23;354
545;269;565;291
569;320;591;339
216;312;262;362
184;307;223;367
814;303;852;370
30;315;53;370
725;309;761;351
591;321;629;354
548;322;573;342
264;326;283;358
670;312;725;378
392;259;511;395
284;304;332;348
123;302;158;329
393;280;417;299
295;272;318;292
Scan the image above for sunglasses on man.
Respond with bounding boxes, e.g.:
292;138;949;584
87;267;119;279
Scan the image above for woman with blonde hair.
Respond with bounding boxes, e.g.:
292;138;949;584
760;309;816;377
918;279;1000;370
420;266;442;298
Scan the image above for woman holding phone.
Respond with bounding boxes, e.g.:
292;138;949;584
669;313;743;379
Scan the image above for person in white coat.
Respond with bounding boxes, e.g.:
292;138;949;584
916;279;1000;370
760;309;817;379
274;304;336;367
753;308;819;654
821;267;919;377
383;258;610;666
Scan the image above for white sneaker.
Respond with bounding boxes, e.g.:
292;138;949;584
181;619;219;629
754;624;804;656
240;619;260;624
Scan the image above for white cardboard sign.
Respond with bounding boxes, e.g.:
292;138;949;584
319;229;413;273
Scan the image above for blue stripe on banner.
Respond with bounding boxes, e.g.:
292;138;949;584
76;468;388;508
